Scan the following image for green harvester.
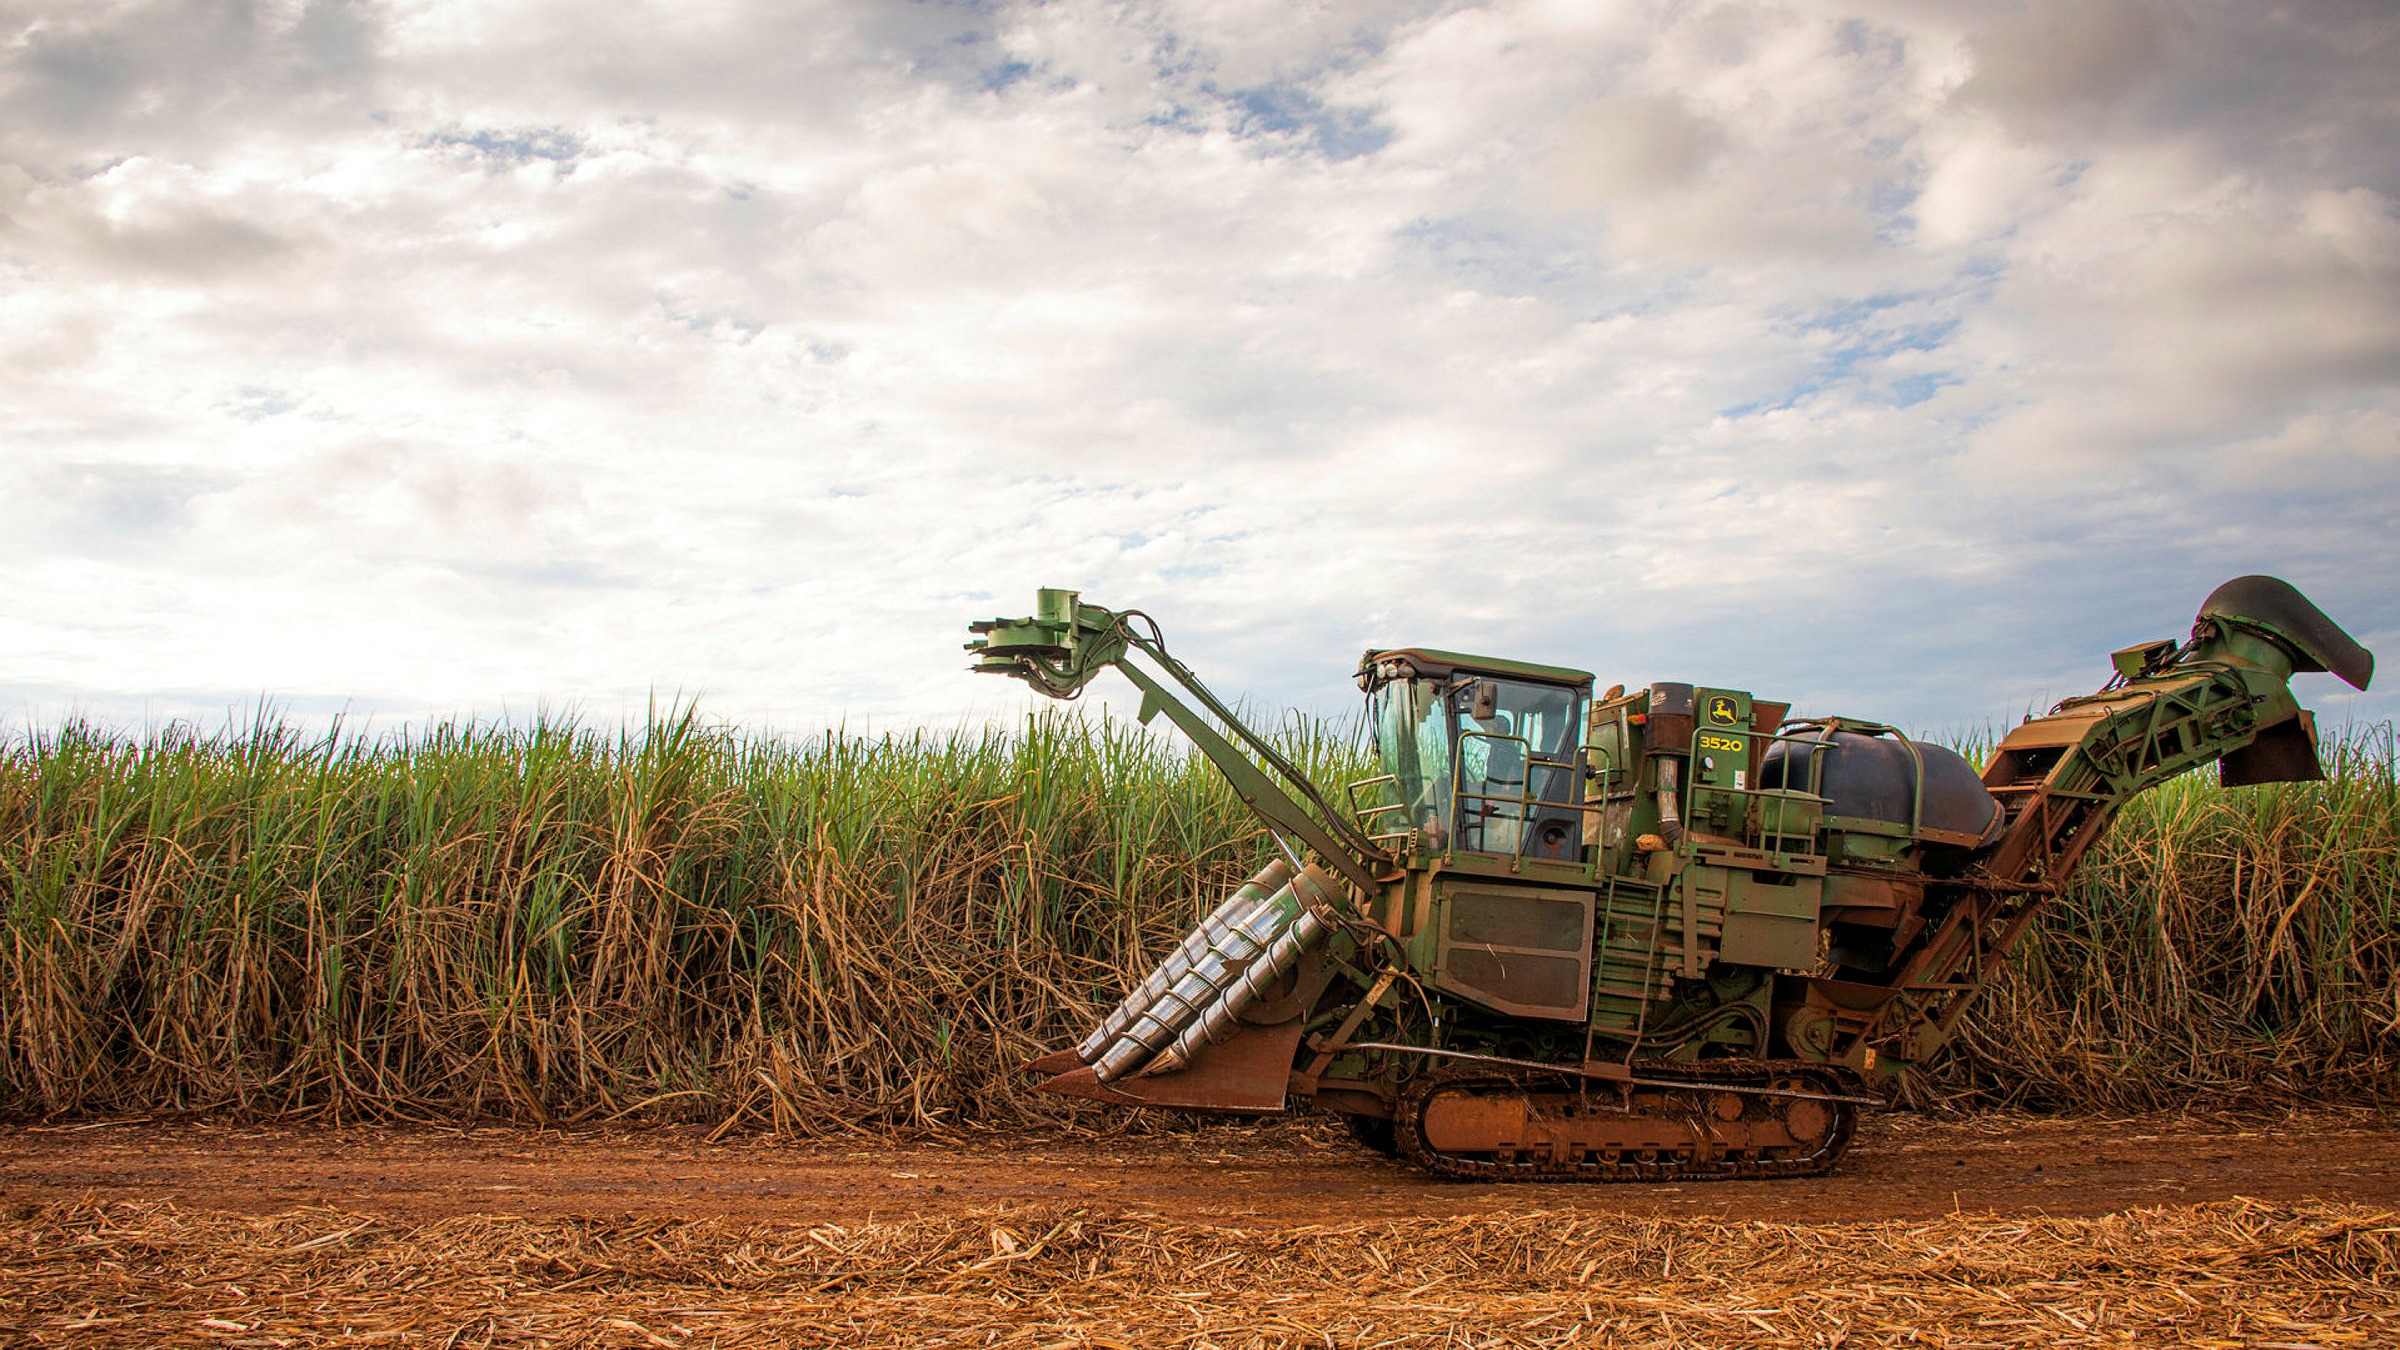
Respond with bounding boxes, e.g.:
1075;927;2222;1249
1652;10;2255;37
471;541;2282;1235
968;577;2373;1180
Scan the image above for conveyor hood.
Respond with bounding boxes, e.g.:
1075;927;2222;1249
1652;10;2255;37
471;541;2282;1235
2199;575;2374;691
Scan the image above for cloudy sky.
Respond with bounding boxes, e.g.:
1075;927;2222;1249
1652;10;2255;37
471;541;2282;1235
4;0;2395;743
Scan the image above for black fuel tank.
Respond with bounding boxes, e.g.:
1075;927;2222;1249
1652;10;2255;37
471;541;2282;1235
1759;731;2004;849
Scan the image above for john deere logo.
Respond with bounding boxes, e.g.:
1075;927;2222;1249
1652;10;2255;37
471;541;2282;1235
1705;695;1741;726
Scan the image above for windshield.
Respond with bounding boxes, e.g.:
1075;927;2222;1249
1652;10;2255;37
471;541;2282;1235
1371;673;1583;854
1460;681;1578;761
1456;679;1579;853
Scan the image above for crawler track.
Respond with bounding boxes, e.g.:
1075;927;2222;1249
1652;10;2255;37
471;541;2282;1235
1393;1060;1865;1181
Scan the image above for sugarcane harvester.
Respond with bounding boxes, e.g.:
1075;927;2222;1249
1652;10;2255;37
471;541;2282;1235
967;578;2373;1181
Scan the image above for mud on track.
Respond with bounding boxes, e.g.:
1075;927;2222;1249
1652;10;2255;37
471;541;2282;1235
5;1111;2398;1347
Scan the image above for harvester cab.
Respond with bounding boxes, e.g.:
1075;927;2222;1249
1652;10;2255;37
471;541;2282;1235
1354;649;1592;861
969;577;2371;1181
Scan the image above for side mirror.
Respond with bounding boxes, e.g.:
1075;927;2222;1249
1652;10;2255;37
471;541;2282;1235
1470;679;1500;721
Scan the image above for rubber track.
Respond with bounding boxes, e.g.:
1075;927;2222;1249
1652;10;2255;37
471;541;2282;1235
1393;1059;1865;1182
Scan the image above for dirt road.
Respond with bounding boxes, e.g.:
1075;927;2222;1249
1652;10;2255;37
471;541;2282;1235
5;1108;2393;1225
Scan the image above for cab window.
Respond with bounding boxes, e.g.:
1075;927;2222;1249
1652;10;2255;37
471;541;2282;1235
1454;678;1580;853
1369;677;1452;841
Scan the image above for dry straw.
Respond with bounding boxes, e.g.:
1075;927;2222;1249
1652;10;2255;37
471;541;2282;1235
2;708;2394;1126
6;1197;2394;1347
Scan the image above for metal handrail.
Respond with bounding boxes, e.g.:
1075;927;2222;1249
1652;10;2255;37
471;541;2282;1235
1451;729;1581;857
1681;722;1838;857
1583;743;1617;798
1343;774;1417;850
1450;728;1535;837
1778;717;1927;839
1344;773;1407;824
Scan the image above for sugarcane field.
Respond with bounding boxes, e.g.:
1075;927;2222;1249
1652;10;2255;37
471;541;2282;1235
5;702;2398;1346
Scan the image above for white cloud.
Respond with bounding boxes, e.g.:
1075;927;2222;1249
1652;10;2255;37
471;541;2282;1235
1;0;2392;741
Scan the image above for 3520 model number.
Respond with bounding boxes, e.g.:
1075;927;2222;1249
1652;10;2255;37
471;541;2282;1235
1697;733;1747;753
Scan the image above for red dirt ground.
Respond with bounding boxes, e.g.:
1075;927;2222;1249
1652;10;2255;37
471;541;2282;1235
4;1108;2394;1226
